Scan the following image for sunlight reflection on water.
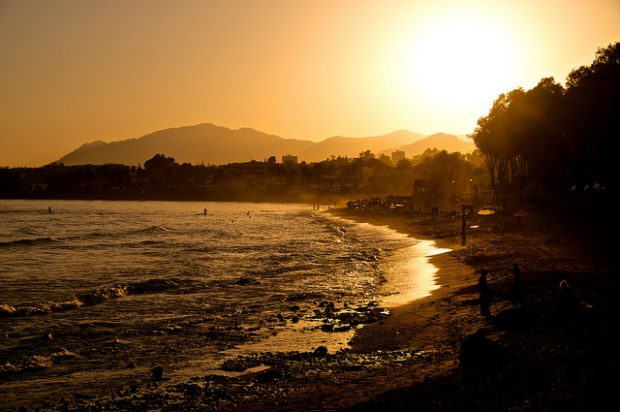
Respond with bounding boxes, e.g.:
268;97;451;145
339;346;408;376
331;219;451;308
380;240;451;307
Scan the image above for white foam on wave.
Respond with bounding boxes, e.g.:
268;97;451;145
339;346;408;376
320;214;451;308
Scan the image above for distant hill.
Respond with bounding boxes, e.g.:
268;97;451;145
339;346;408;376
58;123;314;166
300;130;425;162
57;124;475;166
394;133;476;157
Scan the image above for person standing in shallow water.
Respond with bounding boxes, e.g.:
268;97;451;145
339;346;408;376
478;269;492;318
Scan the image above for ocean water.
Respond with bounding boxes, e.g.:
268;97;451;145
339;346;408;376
0;199;447;407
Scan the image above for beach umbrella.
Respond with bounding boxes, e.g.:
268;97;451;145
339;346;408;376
477;209;496;215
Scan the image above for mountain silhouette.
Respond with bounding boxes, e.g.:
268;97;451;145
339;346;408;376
57;124;474;166
393;133;475;157
58;123;314;166
300;130;425;162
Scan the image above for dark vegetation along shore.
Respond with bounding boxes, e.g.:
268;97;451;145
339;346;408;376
0;149;485;204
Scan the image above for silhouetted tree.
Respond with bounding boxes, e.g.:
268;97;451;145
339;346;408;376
144;154;177;172
471;42;619;197
564;42;620;187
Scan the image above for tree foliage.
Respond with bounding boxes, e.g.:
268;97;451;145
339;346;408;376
144;154;177;172
1;149;485;203
470;42;620;192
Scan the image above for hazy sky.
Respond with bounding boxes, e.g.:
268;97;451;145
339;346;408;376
1;0;619;166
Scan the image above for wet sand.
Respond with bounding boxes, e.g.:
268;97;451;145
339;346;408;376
5;207;617;411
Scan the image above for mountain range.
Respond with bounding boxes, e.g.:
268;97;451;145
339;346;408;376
57;123;475;166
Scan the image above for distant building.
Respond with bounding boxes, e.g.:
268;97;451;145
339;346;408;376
391;150;405;163
282;155;298;165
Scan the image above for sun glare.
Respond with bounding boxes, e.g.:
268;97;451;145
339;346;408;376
403;16;518;111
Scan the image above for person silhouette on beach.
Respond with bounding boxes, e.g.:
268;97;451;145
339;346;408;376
509;263;526;306
48;206;52;213
478;269;492;318
203;208;207;215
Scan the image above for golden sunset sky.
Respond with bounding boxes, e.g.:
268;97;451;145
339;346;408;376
1;0;619;166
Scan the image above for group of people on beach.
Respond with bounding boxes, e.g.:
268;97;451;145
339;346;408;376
477;263;579;319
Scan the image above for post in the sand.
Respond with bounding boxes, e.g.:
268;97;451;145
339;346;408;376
459;204;473;246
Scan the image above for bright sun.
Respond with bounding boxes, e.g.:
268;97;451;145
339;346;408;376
405;17;518;110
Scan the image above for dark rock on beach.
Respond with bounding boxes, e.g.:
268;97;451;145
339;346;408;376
151;366;164;380
458;330;502;370
313;346;328;356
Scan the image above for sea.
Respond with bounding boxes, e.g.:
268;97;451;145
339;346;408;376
0;199;448;408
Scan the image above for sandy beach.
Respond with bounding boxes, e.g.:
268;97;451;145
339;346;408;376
241;207;618;411
6;206;617;411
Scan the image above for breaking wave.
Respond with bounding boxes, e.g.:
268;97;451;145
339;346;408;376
0;349;77;378
0;278;183;318
0;237;59;247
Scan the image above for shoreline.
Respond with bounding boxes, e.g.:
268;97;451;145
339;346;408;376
241;207;617;411
3;206;616;411
331;209;477;353
327;207;617;411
